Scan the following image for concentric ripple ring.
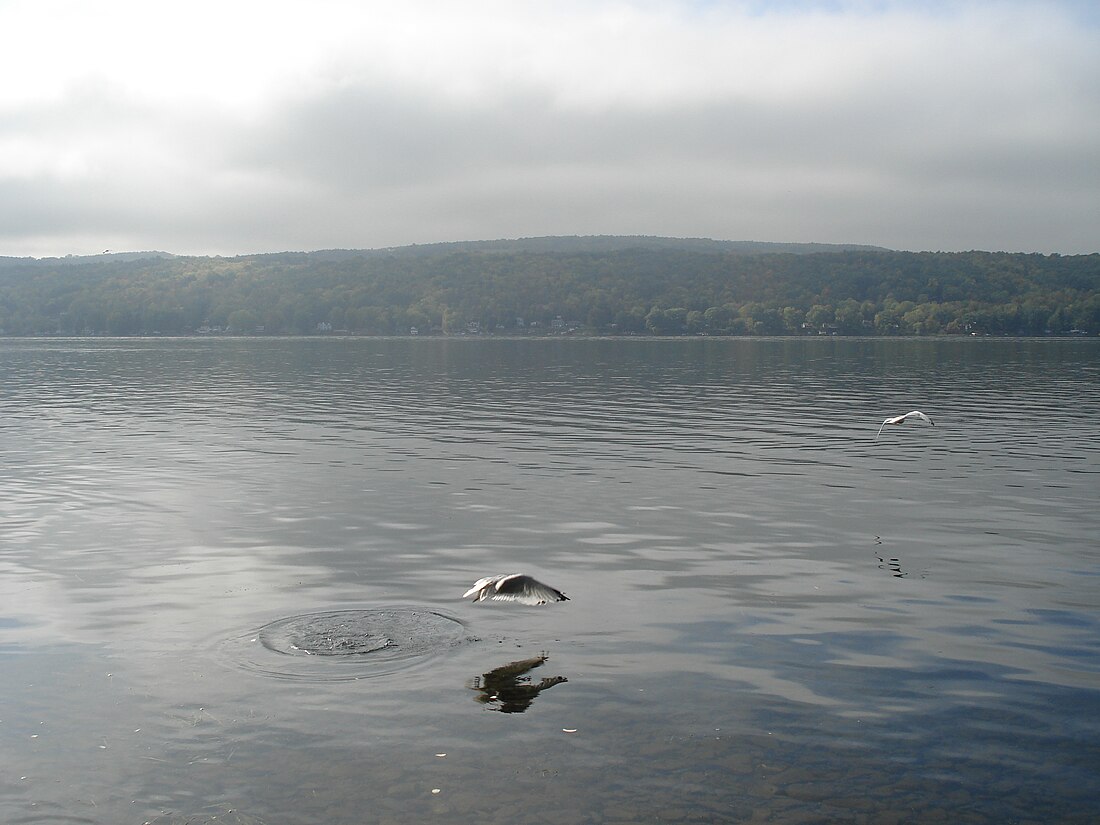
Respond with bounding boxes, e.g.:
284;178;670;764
222;607;469;681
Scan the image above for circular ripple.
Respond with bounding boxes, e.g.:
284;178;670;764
221;607;469;681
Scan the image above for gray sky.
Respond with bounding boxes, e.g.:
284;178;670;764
1;0;1097;257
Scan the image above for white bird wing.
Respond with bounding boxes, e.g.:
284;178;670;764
489;574;568;605
462;576;500;599
877;410;934;440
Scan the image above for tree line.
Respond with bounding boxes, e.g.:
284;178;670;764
1;240;1097;337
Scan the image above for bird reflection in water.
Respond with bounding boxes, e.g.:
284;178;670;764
876;553;909;578
469;653;567;713
875;551;927;579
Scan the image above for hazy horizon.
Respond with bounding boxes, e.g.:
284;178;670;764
6;233;1099;263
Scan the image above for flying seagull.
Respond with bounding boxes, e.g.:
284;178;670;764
876;410;935;440
463;574;569;606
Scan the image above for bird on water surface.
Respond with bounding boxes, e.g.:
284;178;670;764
876;410;935;440
463;574;569;606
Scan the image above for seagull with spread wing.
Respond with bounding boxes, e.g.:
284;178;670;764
876;410;935;440
463;574;569;606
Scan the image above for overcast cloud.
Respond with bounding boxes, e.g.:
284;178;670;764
0;0;1097;257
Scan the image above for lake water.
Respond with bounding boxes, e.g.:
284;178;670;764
1;336;1098;824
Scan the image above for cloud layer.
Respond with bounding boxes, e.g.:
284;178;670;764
1;0;1097;256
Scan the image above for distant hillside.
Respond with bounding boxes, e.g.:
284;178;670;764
1;236;885;268
0;250;177;267
347;235;891;258
0;237;1096;336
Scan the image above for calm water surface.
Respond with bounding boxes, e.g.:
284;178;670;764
1;337;1098;824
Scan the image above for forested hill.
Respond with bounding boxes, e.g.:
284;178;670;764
0;236;1097;336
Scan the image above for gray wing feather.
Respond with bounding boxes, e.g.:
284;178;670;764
490;574;569;605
